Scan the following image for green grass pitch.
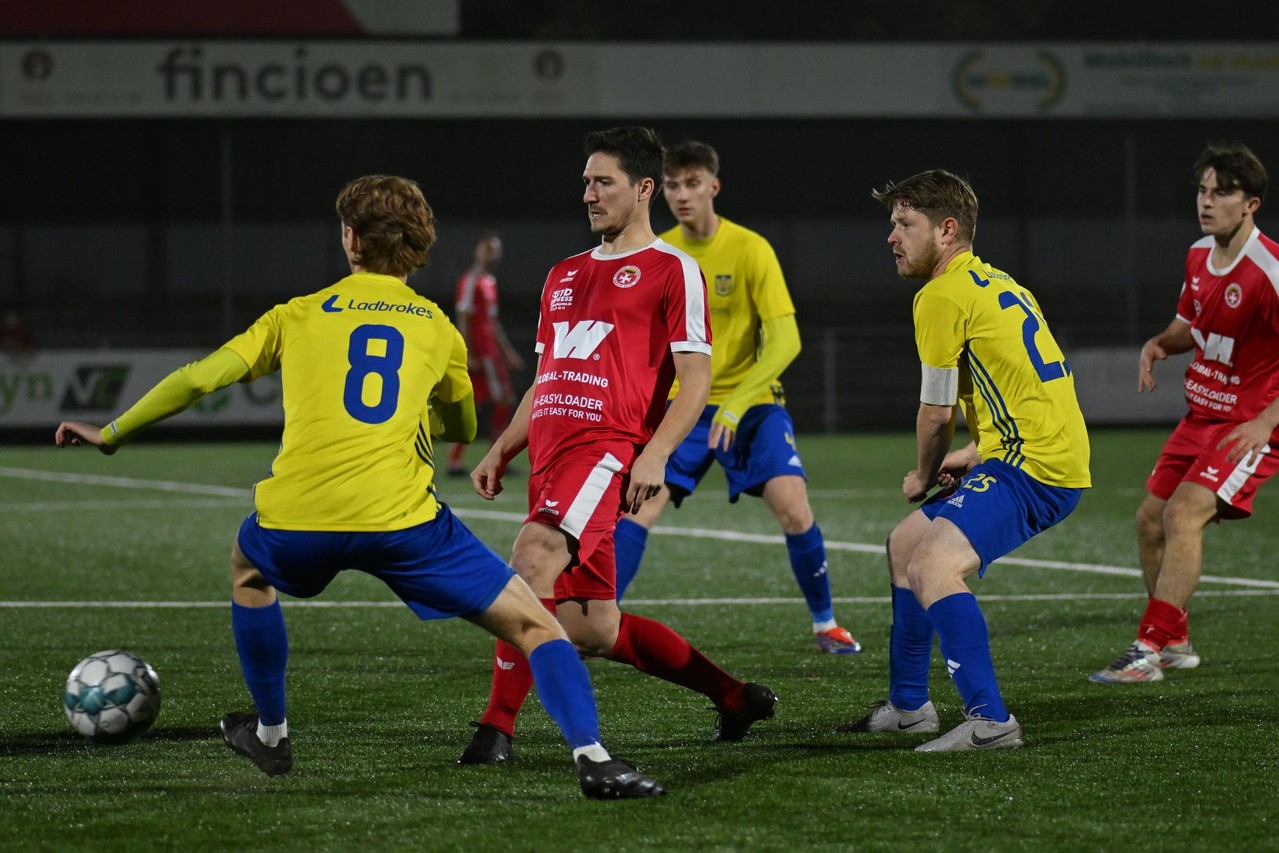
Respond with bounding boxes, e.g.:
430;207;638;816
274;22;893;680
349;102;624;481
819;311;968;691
1;430;1276;851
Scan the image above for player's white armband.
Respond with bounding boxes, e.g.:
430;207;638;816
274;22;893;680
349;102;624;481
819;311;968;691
920;364;958;406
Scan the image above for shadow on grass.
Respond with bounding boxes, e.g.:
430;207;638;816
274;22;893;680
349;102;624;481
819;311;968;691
0;725;215;757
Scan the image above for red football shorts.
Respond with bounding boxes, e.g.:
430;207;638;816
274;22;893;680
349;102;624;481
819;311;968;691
1146;413;1279;519
524;440;636;600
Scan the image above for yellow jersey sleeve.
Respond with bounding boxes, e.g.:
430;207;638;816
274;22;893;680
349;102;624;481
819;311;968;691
662;217;796;407
913;289;968;371
102;347;250;446
434;327;472;404
716;313;801;427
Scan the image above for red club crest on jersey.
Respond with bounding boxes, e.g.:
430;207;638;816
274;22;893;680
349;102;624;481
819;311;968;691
1225;282;1243;309
613;265;641;288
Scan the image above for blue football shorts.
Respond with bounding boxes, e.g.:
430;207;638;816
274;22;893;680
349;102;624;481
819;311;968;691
920;458;1082;576
236;504;516;621
665;403;807;506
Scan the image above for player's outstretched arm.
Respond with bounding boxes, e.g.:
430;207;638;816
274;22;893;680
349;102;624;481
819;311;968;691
54;421;115;454
53;347;250;454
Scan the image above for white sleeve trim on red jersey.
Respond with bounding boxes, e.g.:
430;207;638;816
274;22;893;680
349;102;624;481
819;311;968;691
455;269;479;312
1244;231;1279;299
651;240;711;350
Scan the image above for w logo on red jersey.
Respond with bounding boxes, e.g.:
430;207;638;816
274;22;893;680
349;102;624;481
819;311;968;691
551;320;615;359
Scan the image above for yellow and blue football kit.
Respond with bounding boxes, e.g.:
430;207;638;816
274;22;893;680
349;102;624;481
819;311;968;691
658;216;804;502
100;269;517;619
914;251;1091;490
897;251;1091;727
87;239;617;769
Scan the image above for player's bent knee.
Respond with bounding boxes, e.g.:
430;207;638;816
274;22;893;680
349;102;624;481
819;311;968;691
473;579;569;653
515;622;568;657
559;612;620;658
773;506;814;535
1161;498;1216;538
229;540;276;607
510;523;572;586
567;635;615;658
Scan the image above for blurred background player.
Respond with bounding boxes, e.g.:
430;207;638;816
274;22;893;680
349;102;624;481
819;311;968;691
1092;142;1279;683
612;140;861;655
459;127;776;766
55;174;664;799
447;231;525;476
0;308;37;357
840;169;1090;750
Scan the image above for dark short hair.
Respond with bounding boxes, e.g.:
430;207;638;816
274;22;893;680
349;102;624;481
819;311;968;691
335;175;437;277
1194;142;1267;202
871;169;979;244
584;126;665;190
665;140;720;177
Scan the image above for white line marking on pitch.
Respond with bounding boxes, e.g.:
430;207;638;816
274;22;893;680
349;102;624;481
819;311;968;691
4;467;1277;590
0;466;248;498
0;589;1275;609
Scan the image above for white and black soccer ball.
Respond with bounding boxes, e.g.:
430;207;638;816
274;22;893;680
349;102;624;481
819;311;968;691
64;650;161;744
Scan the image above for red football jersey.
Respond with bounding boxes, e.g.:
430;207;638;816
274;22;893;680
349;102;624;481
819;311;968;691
529;239;710;469
454;266;499;358
1176;228;1279;421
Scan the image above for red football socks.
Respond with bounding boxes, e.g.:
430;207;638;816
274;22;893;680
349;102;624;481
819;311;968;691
1137;596;1186;651
608;612;745;711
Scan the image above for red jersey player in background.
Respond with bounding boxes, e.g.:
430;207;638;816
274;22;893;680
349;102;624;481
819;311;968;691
1093;142;1279;683
447;232;525;475
458;126;777;768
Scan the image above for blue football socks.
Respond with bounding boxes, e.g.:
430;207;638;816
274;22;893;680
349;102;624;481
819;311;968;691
231;600;289;727
888;585;933;712
529;639;602;750
785;524;834;624
927;592;1009;722
613;516;649;601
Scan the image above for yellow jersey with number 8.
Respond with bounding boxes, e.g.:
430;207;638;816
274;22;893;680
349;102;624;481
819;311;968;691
223;271;471;531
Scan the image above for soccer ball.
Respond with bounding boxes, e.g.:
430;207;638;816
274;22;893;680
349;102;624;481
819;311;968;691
64;650;161;744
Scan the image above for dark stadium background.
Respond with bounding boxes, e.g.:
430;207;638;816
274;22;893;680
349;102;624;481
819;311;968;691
4;0;1278;431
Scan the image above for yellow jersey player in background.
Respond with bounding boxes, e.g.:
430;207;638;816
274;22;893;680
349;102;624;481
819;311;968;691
55;175;665;799
839;169;1089;750
612;140;861;654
